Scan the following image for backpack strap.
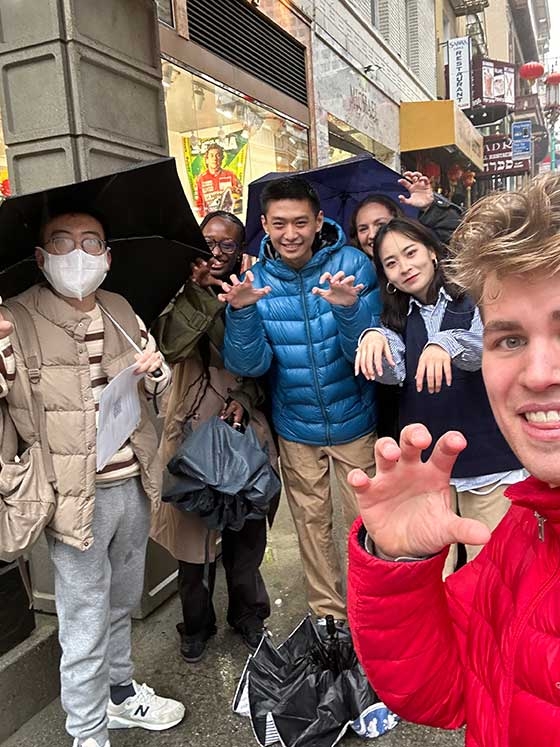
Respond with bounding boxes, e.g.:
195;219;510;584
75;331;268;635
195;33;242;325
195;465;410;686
2;300;56;484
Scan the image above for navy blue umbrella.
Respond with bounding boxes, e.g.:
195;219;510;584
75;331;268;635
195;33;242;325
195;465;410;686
244;155;419;256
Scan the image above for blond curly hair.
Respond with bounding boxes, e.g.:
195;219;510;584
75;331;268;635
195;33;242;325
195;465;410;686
448;173;560;302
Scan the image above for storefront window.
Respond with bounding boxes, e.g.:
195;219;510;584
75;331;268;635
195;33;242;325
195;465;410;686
0;115;10;200
327;114;394;166
155;0;174;27
163;60;310;221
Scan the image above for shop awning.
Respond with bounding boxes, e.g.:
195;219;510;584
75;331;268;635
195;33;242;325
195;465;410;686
400;100;484;171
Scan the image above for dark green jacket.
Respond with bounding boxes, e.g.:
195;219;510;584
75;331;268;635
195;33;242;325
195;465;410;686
152;282;263;417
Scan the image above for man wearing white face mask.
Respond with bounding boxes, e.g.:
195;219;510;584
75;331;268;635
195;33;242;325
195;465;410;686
0;212;185;747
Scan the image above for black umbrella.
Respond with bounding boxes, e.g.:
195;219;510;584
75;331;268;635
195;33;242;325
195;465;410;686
163;416;281;532
244;155;419;255
232;616;399;746
0;158;209;325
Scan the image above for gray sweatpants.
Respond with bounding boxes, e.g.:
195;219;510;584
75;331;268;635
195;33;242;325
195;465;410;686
48;476;151;744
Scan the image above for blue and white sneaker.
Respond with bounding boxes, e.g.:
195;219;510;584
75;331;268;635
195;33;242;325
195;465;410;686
107;680;185;731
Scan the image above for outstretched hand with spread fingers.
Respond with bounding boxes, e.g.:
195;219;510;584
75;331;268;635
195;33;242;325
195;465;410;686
311;271;365;307
218;271;272;309
348;424;491;559
397;171;434;211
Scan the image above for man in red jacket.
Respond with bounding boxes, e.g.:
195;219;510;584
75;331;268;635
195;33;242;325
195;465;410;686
195;143;243;218
347;172;560;747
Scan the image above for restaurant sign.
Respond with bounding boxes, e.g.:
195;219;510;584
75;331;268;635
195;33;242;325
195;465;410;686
482;134;530;177
448;37;472;109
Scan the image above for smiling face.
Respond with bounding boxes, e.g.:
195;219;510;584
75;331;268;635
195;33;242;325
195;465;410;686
378;230;436;303
355;202;394;257
482;273;560;485
261;198;323;269
202;216;242;280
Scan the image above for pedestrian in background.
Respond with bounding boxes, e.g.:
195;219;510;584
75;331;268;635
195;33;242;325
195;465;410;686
151;210;278;662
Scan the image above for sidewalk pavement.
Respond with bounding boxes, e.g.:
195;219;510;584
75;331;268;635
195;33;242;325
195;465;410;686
2;491;464;747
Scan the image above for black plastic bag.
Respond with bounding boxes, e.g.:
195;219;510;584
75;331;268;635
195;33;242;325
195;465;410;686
163;416;281;532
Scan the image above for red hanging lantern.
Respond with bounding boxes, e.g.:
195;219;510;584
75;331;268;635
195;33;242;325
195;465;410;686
545;71;560;87
447;163;463;184
0;179;10;198
423;161;441;182
519;61;545;83
462;170;476;189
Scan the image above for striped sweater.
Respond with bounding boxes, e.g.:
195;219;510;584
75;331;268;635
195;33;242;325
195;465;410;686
0;304;169;483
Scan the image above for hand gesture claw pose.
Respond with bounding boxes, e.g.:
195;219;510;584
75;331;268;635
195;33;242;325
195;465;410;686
354;330;395;380
355;331;451;393
218;270;272;309
191;258;223;289
415;344;452;393
348;424;491;560
397;170;434;211
311;271;365;307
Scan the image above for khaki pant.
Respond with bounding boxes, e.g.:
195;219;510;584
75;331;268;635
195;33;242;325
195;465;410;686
443;482;510;577
278;432;376;619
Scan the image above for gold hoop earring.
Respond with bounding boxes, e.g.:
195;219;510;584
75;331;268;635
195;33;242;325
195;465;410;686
386;281;397;295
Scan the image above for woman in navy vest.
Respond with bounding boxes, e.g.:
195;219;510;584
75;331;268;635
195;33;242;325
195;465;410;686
354;217;522;574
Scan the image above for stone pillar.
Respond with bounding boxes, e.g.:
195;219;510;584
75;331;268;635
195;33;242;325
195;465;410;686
0;0;169;194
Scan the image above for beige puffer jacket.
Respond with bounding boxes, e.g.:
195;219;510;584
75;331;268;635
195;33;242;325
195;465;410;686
2;285;162;551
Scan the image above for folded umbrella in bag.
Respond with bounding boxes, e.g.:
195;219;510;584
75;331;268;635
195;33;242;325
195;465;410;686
232;616;399;746
163;416;281;532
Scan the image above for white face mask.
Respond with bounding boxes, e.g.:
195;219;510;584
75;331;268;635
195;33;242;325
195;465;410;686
39;248;110;301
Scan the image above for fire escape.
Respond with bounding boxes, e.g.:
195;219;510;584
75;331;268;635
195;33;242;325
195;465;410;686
449;0;489;56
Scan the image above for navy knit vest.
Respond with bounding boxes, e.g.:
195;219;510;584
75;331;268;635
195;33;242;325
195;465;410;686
399;295;521;478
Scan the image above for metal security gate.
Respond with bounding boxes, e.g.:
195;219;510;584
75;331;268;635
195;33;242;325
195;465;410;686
186;0;308;105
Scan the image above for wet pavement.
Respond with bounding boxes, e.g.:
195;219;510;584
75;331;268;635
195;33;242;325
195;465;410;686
2;491;464;747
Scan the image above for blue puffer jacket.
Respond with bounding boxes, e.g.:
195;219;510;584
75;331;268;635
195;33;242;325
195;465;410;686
223;219;380;446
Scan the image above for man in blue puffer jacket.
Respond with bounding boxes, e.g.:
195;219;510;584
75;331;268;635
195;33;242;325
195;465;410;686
219;177;379;625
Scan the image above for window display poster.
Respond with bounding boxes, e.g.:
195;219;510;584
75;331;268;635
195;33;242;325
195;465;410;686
0;166;10;198
183;132;248;219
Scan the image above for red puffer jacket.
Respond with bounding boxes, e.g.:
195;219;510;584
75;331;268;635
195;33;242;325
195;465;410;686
347;477;560;747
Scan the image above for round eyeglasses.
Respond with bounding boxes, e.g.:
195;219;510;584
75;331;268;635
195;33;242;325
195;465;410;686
44;237;107;256
204;237;239;255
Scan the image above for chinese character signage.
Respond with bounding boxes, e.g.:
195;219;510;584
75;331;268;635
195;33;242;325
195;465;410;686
483;134;530;176
183;132;248;219
471;57;516;108
448;37;472;110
